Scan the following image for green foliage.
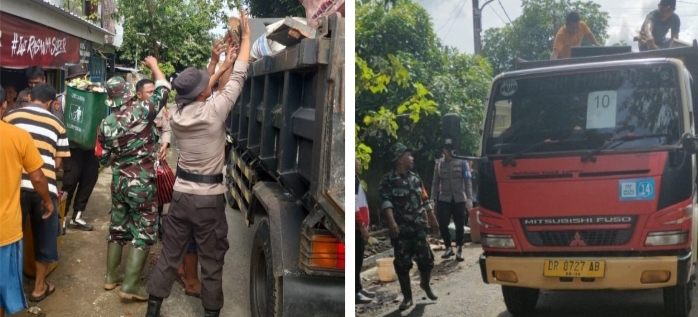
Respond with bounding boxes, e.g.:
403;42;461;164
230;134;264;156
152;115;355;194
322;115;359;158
355;53;439;169
115;0;237;71
356;0;492;209
482;0;610;75
356;0;491;168
62;0;101;23
140;61;175;78
242;0;305;17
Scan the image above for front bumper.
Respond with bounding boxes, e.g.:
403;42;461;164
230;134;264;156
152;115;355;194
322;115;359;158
478;252;692;290
282;275;344;317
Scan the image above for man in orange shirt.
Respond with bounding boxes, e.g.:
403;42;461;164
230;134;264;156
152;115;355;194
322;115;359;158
0;87;54;317
550;11;602;60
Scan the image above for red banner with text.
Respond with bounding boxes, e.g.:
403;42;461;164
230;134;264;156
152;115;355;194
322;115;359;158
0;13;81;68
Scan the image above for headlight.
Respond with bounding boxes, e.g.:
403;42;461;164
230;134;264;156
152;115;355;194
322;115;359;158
644;231;688;246
481;234;516;248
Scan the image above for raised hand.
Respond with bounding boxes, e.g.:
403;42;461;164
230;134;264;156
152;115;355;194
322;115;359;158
143;56;159;70
211;38;226;62
239;9;251;40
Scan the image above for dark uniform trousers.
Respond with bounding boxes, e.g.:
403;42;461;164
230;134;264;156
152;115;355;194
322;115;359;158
437;199;466;247
391;228;434;274
147;191;230;311
62;148;99;218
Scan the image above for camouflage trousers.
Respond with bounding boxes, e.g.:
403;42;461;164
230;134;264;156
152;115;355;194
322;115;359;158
390;228;434;274
107;175;158;250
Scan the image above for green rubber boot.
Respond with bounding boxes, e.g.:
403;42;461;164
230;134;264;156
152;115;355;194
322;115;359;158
104;243;123;290
118;247;150;301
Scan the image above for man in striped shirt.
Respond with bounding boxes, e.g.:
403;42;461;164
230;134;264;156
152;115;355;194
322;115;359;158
3;83;70;303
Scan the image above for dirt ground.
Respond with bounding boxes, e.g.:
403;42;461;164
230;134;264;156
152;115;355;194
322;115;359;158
9;148;256;317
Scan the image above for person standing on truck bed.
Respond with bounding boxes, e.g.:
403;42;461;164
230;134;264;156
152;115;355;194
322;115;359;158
380;142;440;311
431;139;472;262
356;159;376;304
98;56;171;301
550;11;602;60
637;0;680;50
60;64;101;232
0;86;55;317
144;11;250;317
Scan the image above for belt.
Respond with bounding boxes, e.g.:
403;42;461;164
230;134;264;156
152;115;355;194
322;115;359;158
176;166;223;184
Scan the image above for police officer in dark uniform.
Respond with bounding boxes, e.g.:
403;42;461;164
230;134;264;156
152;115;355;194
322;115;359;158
379;143;439;311
431;138;473;262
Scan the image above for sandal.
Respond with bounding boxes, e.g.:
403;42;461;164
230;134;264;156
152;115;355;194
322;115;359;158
28;282;55;302
176;275;186;288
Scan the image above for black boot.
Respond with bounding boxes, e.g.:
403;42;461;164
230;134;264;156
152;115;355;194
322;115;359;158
420;268;438;300
145;296;162;317
204;309;220;317
441;248;454;259
397;273;413;310
456;246;464;262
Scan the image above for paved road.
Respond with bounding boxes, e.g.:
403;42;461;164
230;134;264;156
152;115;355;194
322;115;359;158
358;243;698;317
9;149;258;317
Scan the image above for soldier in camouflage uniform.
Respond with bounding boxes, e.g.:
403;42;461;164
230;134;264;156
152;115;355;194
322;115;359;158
379;142;440;310
98;56;170;301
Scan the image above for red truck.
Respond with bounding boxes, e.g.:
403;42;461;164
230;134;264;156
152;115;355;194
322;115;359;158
445;43;698;317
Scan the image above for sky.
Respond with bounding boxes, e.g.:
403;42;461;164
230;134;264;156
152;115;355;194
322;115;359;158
420;0;698;54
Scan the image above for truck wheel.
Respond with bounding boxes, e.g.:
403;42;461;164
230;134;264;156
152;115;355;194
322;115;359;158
501;286;539;316
224;190;240;210
663;281;693;317
250;219;282;317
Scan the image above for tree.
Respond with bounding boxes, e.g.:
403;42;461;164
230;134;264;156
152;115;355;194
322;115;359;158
482;0;610;75
242;0;304;18
356;0;492;212
61;0;101;22
115;0;237;71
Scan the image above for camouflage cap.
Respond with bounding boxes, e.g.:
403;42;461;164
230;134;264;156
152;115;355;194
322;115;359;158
389;142;411;162
106;76;135;108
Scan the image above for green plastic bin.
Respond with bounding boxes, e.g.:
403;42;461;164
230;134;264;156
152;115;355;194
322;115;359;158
64;86;107;150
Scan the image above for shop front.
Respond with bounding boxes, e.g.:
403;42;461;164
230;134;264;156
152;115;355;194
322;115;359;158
0;4;112;103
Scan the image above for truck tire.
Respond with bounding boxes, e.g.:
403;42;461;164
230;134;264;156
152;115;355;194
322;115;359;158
501;286;539;316
250;219;282;317
663;281;693;317
224;189;240;210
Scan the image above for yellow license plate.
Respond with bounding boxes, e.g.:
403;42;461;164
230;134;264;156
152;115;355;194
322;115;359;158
543;260;606;278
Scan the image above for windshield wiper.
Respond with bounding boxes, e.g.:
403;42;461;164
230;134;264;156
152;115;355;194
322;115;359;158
502;139;560;167
581;133;670;163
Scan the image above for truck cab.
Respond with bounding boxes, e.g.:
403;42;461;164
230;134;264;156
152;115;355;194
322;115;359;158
469;44;698;317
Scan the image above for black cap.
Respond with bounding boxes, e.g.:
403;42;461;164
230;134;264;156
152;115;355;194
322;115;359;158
66;64;88;80
660;0;676;7
173;67;210;105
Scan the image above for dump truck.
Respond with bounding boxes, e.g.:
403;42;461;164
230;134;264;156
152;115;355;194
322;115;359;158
224;14;345;317
444;42;698;317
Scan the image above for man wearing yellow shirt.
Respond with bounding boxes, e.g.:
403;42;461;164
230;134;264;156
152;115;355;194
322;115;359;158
0;86;54;317
551;11;602;60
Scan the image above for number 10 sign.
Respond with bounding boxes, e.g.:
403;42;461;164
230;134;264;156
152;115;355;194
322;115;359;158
586;90;617;129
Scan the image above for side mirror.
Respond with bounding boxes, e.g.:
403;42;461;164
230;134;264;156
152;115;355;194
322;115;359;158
681;133;698;153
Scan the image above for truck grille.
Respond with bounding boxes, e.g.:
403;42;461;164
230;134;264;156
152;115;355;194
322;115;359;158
524;229;633;247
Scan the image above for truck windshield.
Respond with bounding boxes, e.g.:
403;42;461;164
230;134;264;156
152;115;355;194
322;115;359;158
485;65;682;156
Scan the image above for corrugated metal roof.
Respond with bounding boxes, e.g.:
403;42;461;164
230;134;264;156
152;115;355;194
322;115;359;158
32;0;113;35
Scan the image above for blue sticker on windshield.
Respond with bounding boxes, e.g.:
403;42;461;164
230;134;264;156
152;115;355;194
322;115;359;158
619;178;655;201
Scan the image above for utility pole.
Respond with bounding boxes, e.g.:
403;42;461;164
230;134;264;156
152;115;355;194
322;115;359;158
473;0;495;55
473;0;481;54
